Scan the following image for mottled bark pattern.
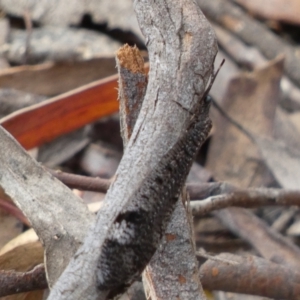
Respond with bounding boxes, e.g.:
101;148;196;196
46;0;217;298
97;97;212;293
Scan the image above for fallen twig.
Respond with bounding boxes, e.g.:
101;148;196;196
0;264;47;297
200;252;300;299
191;188;300;216
47;168;111;193
4;253;300;300
48;170;300;212
47;0;217;298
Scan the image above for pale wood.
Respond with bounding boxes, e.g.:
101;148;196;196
0;128;94;287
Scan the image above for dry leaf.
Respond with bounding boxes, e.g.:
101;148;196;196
254;136;300;189
207;57;284;187
0;74;119;149
0;229;38;256
1;290;44;300
0;242;43;272
0;58;117;97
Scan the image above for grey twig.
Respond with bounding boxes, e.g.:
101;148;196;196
116;44;206;300
47;0;217;299
200;253;300;299
0;264;47;297
191;188;300;216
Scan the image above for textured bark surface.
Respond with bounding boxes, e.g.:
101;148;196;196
48;0;217;299
200;253;300;299
117;44;206;300
143;195;206;300
0;128;94;288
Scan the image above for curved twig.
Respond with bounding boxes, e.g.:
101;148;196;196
48;0;217;299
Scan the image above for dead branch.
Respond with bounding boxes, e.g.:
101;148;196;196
117;44;205;299
46;170;233;197
0;264;47;297
5;253;300;300
0;128;94;287
191;188;300;216
45;171;300;213
200;253;300;300
47;0;217;299
47;168;110;193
